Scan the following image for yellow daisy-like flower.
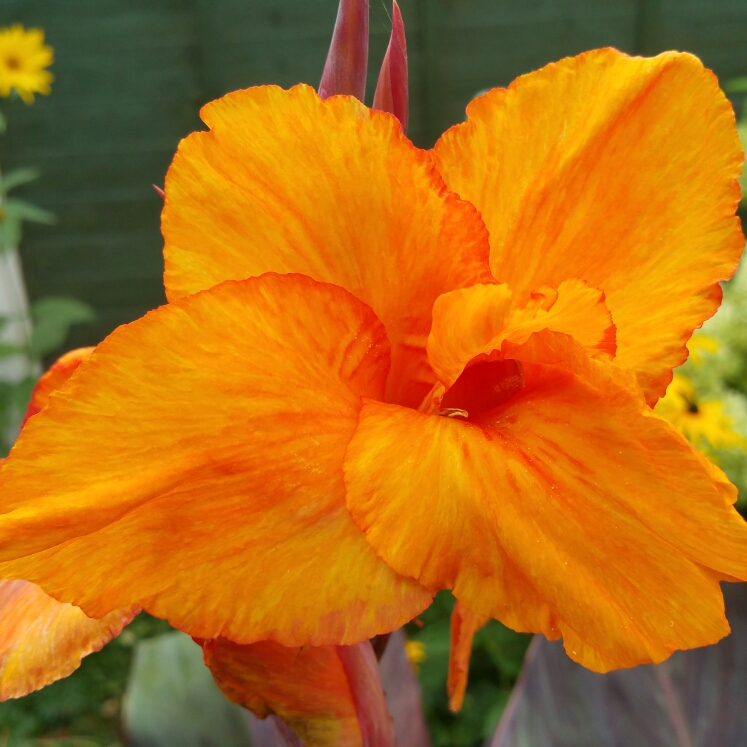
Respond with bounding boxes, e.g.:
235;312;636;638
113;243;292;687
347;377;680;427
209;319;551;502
686;333;719;366
404;640;426;672
656;374;746;452
0;24;53;104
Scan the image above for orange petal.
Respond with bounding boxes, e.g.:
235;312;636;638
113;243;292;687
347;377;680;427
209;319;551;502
0;579;137;700
447;601;489;713
162;84;491;407
344;332;747;670
204;639;360;747
428;279;615;388
22;347;94;425
0;274;431;645
433;49;744;404
203;638;393;747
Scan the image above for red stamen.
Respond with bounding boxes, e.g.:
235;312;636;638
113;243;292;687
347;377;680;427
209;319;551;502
319;0;369;101
372;1;408;133
153;185;165;200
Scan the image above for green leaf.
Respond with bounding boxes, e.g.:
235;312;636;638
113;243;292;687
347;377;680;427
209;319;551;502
3;197;55;225
724;76;747;93
0;167;40;194
0;197;55;251
10;376;36;414
0;109;7;134
29;297;96;358
0;342;23;359
0;213;22;251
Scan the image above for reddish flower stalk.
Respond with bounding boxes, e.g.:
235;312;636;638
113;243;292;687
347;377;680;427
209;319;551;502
319;0;369;101
372;1;408;133
336;643;395;747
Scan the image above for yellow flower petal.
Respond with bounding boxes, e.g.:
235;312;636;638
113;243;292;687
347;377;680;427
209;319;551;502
656;374;747;451
0;25;54;103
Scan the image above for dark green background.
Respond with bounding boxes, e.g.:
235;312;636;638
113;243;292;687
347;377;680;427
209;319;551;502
1;0;747;349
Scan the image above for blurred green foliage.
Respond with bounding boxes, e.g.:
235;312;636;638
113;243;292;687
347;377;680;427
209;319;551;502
0;294;96;457
407;592;532;747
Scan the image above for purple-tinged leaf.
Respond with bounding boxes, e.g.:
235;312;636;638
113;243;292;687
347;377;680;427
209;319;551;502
379;630;431;747
372;1;408;133
490;583;747;747
318;0;369;101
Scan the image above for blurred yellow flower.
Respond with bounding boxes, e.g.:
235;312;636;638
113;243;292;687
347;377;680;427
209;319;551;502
0;24;53;104
687;333;719;366
404;639;426;672
656;374;746;452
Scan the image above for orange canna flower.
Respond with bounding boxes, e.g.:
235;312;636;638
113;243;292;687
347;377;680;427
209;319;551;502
0;5;745;734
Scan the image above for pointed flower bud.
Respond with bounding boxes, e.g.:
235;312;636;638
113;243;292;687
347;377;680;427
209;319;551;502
372;1;409;133
319;0;369;101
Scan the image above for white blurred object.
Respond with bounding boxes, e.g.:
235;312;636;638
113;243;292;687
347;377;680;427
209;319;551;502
0;245;39;447
0;246;32;383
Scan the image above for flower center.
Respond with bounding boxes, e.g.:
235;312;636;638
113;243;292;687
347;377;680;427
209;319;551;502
439;359;524;419
5;56;20;70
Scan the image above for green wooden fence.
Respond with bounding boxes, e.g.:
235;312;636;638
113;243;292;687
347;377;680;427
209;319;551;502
1;0;746;350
